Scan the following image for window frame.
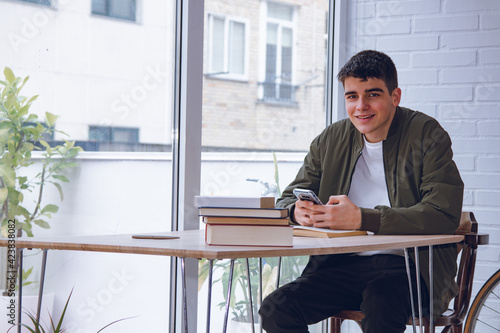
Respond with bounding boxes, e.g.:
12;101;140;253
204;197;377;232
206;12;250;81
258;0;298;105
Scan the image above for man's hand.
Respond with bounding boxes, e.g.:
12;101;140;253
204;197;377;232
294;195;362;230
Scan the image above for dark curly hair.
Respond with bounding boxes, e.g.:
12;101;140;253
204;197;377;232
337;50;398;93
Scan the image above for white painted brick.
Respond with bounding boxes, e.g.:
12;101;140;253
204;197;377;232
453;139;500;154
377;1;440;16
480;48;500;64
478;121;500;135
412;51;476;67
406;86;473;102
477;85;500;101
442;68;500;84
442;31;500;49
470;209;500;227
461;173;500;188
441;121;476;136
406;104;437;117
478;157;500;172
388;53;410;69
454;156;475;171
358;18;410;36
357;2;376;19
463;189;474;205
398;70;437;85
444;0;500;13
377;35;438;52
477;191;500;206
414;15;479;32
440;104;500;119
482;13;500;29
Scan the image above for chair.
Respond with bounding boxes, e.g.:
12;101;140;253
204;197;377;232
329;211;490;333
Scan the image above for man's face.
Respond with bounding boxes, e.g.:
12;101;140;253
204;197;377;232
343;77;401;143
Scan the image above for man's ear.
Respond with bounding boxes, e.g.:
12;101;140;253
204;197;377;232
392;87;401;106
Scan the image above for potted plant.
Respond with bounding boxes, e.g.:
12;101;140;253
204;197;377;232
0;66;82;331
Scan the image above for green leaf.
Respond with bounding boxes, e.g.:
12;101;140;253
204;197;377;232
34;219;51;229
52;182;64;201
45;112;58;127
41;204;59;214
0;187;7;204
52;174;69;182
0;164;16;187
4;67;15;83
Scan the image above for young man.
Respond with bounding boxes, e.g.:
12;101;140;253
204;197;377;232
259;50;464;333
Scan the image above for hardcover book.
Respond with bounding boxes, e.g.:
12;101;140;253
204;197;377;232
194;195;275;209
202;216;290;226
198;207;289;219
205;224;293;247
292;226;367;238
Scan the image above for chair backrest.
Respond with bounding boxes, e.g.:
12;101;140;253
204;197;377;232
448;211;489;324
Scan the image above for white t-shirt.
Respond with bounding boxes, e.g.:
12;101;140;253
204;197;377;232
348;136;403;256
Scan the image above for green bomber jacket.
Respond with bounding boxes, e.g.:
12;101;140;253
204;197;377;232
277;106;464;318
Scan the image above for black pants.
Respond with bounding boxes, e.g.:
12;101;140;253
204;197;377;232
259;254;429;333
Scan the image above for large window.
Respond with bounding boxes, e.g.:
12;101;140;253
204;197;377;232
200;0;329;331
1;0;175;331
207;14;248;79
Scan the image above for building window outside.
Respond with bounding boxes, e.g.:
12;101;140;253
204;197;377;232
89;126;139;143
92;0;136;21
261;1;296;104
17;0;51;6
207;14;248;80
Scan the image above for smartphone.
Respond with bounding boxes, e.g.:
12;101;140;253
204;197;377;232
292;188;323;205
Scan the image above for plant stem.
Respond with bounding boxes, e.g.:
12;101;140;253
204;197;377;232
30;166;46;221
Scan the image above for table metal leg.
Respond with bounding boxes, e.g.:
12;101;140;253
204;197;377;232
276;257;282;289
246;259;255;333
180;257;188;333
17;248;24;333
404;248;417;333
414;247;423;333
36;249;48;325
206;259;214;333
429;245;434;332
222;259;235;333
259;258;263;333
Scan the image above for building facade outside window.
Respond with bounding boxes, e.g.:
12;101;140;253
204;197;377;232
207;13;248;79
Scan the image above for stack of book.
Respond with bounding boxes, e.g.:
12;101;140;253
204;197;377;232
195;196;293;247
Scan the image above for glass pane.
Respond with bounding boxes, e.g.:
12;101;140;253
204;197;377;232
228;21;245;74
210;16;226;73
109;0;136;21
200;0;329;332
0;1;175;331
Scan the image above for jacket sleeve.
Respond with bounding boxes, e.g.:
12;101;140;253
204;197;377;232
361;120;464;235
276;133;324;222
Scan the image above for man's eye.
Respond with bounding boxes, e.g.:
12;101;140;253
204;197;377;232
346;95;357;99
368;93;380;97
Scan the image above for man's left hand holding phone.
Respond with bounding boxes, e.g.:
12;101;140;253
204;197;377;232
292;188;324;226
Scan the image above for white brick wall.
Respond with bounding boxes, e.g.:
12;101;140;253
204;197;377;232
348;0;500;316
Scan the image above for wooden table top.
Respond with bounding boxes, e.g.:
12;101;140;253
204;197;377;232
0;230;463;259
